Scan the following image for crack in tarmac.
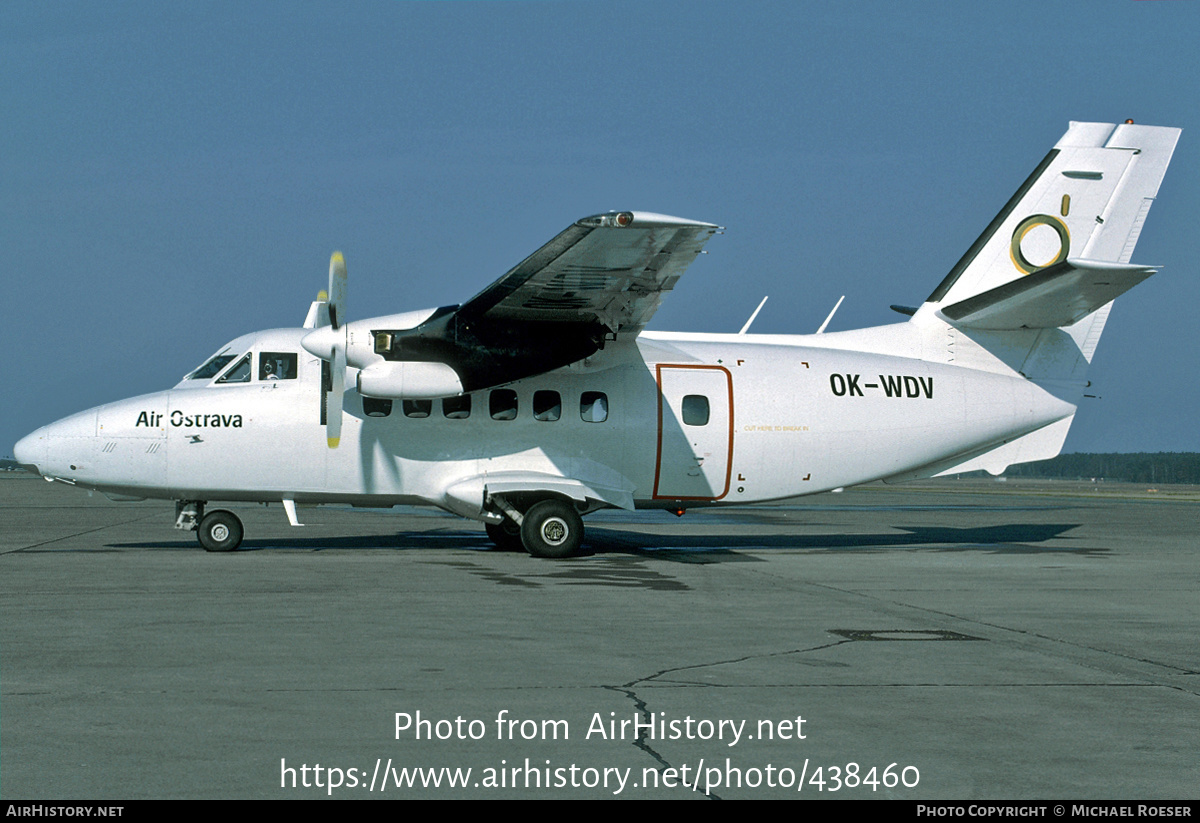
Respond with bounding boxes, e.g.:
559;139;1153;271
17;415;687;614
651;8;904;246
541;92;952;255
1;514;161;555
607;638;855;799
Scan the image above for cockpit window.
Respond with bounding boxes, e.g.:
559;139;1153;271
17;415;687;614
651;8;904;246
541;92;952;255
259;352;297;381
216;353;252;384
187;353;236;380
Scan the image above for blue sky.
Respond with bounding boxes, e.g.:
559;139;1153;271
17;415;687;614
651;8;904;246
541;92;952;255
4;1;1198;455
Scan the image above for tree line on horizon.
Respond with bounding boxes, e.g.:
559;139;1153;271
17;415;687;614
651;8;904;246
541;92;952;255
999;452;1200;485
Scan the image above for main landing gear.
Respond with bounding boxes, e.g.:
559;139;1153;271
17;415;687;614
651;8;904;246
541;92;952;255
486;497;585;559
484;518;524;552
175;501;244;552
174;496;584;557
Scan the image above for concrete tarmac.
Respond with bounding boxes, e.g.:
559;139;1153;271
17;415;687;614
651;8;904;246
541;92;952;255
1;473;1197;799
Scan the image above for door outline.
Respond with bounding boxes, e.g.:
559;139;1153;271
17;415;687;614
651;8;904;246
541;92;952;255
652;364;734;500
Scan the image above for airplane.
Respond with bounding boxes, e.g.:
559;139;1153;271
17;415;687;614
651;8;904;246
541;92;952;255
12;120;1180;558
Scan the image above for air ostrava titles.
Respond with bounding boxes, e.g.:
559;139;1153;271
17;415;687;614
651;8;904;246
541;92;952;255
135;411;243;428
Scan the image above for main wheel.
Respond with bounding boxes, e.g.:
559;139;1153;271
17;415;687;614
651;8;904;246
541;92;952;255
520;499;583;559
485;518;524;552
197;510;244;552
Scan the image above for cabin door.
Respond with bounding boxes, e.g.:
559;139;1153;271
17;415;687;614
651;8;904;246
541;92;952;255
653;365;733;500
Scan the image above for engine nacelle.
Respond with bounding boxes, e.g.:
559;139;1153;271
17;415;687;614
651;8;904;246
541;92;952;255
356;361;464;399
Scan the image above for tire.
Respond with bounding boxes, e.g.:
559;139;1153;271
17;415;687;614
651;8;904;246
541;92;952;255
485;518;524;552
197;510;243;552
520;499;583;559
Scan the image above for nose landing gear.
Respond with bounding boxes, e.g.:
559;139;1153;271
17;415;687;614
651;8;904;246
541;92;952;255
176;501;244;552
197;510;243;552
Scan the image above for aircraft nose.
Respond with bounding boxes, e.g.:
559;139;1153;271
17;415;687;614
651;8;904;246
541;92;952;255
18;409;98;480
13;427;47;475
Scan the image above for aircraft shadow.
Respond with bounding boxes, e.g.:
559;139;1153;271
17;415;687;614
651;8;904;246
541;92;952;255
105;521;1095;560
587;522;1098;561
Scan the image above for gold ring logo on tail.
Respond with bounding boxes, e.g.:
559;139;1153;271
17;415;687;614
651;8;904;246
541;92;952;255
1010;214;1069;274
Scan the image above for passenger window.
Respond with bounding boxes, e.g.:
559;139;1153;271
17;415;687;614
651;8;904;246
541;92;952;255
580;391;608;423
533;390;561;421
403;399;432;418
682;395;709;426
443;395;471;419
217;353;252;384
490;389;518;421
363;397;392;418
259;352;298;381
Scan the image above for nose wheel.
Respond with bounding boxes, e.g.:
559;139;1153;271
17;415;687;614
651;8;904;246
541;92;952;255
197;510;244;552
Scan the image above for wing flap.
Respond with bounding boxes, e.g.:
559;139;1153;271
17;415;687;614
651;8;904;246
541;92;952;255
458;211;719;334
368;211;718;394
937;258;1156;329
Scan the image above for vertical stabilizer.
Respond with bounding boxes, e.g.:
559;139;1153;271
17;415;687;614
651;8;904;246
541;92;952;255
921;122;1180;312
897;122;1180;474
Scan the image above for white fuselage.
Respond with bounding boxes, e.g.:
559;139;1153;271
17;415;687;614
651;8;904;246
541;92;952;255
14;318;1077;519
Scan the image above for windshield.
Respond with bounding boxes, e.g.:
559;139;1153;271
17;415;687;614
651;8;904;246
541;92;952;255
186;352;237;380
216;353;252;384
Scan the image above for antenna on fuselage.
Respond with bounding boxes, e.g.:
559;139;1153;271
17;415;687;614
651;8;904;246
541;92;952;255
738;296;769;334
816;295;845;334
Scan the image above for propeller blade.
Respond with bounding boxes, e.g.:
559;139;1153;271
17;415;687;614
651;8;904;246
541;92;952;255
301;252;351;447
327;339;346;449
328;251;347;330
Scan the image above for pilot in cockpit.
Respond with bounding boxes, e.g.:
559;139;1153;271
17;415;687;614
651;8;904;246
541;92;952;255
258;353;297;381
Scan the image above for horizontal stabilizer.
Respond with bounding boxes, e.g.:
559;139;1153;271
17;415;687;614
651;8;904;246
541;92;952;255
937;258;1156;329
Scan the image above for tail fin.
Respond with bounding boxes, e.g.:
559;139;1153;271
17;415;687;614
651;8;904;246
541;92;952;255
919;121;1180;333
899;123;1179;477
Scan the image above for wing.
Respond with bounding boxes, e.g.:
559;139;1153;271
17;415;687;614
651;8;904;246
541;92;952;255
362;212;720;396
457;211;720;336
